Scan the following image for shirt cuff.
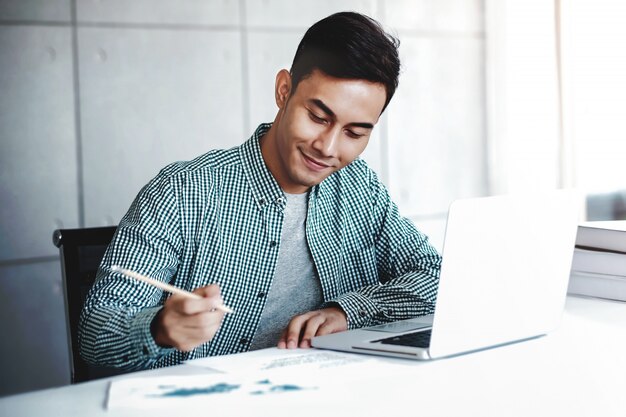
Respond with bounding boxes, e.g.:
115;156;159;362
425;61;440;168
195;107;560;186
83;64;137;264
130;306;176;363
325;292;380;330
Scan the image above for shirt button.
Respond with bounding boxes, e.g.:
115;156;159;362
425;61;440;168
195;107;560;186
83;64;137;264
359;310;367;317
143;346;149;355
258;198;266;206
240;338;249;345
276;197;285;205
257;291;266;298
269;241;277;247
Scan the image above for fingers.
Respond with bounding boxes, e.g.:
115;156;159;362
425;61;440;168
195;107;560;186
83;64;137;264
153;284;226;351
168;284;223;315
299;314;327;348
278;311;315;349
194;284;222;299
277;307;348;349
158;309;224;352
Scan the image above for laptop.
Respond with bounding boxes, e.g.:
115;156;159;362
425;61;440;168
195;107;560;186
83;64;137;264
312;190;580;360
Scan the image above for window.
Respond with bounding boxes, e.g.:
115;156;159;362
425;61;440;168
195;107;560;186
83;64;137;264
560;0;626;219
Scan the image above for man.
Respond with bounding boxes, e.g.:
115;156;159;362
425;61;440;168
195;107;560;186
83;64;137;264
79;11;441;370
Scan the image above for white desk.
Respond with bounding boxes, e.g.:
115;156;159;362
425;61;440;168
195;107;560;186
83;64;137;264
1;296;625;417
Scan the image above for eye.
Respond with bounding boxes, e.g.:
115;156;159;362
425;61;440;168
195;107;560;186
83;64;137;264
308;111;327;124
345;130;366;139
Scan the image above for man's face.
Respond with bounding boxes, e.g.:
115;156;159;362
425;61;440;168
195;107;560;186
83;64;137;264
262;69;387;194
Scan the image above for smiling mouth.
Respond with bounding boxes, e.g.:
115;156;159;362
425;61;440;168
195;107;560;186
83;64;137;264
301;151;332;172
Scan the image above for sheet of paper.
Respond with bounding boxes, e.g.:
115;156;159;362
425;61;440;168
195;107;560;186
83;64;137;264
109;349;412;409
185;347;375;375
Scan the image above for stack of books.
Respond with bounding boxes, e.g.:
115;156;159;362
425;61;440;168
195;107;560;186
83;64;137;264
568;221;626;301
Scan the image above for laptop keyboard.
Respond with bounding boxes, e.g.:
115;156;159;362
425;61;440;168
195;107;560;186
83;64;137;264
374;329;432;348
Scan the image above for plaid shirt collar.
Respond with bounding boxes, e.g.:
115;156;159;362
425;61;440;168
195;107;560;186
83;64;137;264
240;123;322;209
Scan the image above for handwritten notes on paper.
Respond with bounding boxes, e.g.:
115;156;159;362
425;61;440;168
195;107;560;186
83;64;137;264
185;347;372;375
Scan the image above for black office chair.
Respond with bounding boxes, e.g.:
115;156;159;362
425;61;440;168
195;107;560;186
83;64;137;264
53;226;127;383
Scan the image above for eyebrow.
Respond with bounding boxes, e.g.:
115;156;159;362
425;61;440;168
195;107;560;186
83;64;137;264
309;99;374;130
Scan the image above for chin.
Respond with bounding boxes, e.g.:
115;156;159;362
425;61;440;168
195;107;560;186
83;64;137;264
293;175;323;189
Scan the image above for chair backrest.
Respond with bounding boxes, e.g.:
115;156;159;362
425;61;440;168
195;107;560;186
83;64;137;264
53;226;126;383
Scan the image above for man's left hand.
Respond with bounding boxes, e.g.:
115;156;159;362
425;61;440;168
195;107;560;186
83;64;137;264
277;306;348;349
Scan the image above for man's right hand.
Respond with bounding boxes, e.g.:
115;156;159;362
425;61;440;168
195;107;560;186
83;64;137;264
151;284;225;352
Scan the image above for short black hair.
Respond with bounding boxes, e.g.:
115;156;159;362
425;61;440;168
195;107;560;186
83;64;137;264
290;11;401;113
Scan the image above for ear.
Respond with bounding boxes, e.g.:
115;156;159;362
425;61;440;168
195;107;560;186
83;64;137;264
274;69;292;109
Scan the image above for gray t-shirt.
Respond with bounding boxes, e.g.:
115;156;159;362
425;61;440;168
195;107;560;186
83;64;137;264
249;191;323;350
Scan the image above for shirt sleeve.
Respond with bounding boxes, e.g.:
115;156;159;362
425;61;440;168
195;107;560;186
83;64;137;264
325;174;442;329
78;169;181;370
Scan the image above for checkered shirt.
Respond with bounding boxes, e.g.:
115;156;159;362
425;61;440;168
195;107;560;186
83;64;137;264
79;123;441;370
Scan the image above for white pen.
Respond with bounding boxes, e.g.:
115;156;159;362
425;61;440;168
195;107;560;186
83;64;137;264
111;265;234;314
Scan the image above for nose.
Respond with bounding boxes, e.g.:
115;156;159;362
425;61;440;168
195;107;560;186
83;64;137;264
311;127;340;157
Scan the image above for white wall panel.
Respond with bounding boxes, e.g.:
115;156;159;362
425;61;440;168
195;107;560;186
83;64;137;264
246;31;300;128
0;0;70;22
567;2;626;193
78;28;244;226
387;37;486;216
409;215;447;253
0;26;79;261
245;0;377;28
76;0;239;25
485;0;561;194
386;0;484;33
0;260;70;396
